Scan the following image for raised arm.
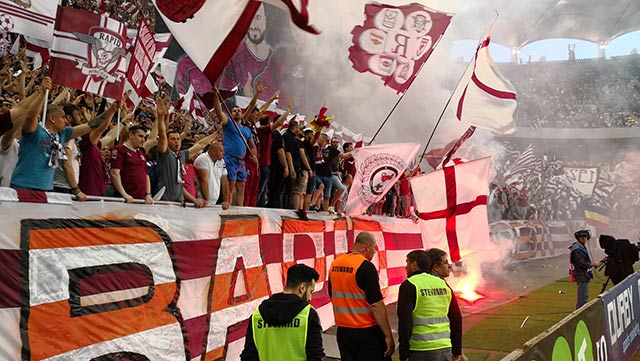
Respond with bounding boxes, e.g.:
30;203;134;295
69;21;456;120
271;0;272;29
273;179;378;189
51;87;71;106
188;128;222;159
243;80;263;122
70;97;121;140
156;96;169;154
143;116;159;153
17;76;52;135
213;88;228;126
257;90;279;119
271;100;291;131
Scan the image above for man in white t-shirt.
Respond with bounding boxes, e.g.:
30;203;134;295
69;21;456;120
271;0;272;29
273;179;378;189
195;141;230;209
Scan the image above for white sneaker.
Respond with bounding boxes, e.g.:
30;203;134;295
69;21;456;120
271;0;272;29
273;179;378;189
328;206;335;213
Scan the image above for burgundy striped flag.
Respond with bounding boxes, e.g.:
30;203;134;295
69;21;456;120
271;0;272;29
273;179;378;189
153;0;318;84
455;22;517;134
0;0;58;43
503;144;541;186
50;6;128;99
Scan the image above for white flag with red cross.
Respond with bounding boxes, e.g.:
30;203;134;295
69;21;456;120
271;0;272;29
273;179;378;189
346;142;420;216
410;157;491;263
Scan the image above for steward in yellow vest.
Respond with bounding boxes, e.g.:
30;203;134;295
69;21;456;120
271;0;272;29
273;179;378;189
241;264;325;361
328;232;395;361
397;249;467;361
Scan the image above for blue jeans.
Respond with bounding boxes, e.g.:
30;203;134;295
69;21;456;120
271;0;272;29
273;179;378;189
257;165;270;207
576;281;589;309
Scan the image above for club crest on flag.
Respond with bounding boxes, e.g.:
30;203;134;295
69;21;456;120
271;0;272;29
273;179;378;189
360;153;405;202
349;3;452;93
73;28;126;83
346;143;420;216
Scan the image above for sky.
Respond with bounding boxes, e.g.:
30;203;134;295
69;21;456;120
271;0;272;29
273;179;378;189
452;30;640;63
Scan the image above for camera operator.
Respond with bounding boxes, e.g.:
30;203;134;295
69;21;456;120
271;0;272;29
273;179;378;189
598;235;640;285
569;230;602;309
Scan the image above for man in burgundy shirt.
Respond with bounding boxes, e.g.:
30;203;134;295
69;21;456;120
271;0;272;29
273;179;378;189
110;125;153;204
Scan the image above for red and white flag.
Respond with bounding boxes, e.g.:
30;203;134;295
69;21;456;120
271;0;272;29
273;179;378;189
345;143;420;216
0;0;59;43
25;36;50;70
348;3;453;94
423;125;476;170
181;84;208;127
455;22;517;134
124;16;156;107
410;157;491;263
50;6;128;99
153;0;318;83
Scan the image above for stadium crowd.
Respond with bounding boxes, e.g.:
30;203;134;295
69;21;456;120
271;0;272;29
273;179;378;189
63;0;157;30
3;1;640;221
502;55;640;128
488;142;638;223
0;39;376;216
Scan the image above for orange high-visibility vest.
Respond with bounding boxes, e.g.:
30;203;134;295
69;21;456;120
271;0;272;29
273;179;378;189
329;253;377;328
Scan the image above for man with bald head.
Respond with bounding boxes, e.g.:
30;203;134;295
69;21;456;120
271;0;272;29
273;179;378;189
195;141;230;209
328;232;395;361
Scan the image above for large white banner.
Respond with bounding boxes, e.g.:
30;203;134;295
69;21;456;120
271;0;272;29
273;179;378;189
0;198;445;360
564;167;598;196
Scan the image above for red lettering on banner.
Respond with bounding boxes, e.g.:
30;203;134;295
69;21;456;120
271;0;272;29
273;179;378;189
204;215;269;359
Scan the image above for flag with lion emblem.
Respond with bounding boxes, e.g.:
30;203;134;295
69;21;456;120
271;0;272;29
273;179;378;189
50;6;128;99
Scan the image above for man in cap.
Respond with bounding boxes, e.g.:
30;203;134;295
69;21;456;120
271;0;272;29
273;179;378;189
569;230;601;309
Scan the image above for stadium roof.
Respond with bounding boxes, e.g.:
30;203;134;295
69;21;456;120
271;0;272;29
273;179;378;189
454;0;640;48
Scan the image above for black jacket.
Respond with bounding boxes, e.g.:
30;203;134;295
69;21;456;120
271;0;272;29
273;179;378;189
397;271;462;361
240;293;325;361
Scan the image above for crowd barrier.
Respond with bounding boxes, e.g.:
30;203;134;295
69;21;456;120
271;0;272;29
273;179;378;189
503;270;640;361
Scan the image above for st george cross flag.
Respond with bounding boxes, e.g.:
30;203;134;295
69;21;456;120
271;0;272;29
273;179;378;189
50;7;128;99
153;0;317;83
455;22;517;134
0;0;59;43
410;157;491;263
349;3;453;94
346;143;420;216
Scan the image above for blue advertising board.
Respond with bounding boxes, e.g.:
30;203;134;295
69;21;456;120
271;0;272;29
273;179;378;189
601;271;640;360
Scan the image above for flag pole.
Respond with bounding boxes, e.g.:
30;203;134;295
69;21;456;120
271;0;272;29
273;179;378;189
367;91;408;146
418;51;477;163
40;89;49;127
116;107;120;142
367;22;455;146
